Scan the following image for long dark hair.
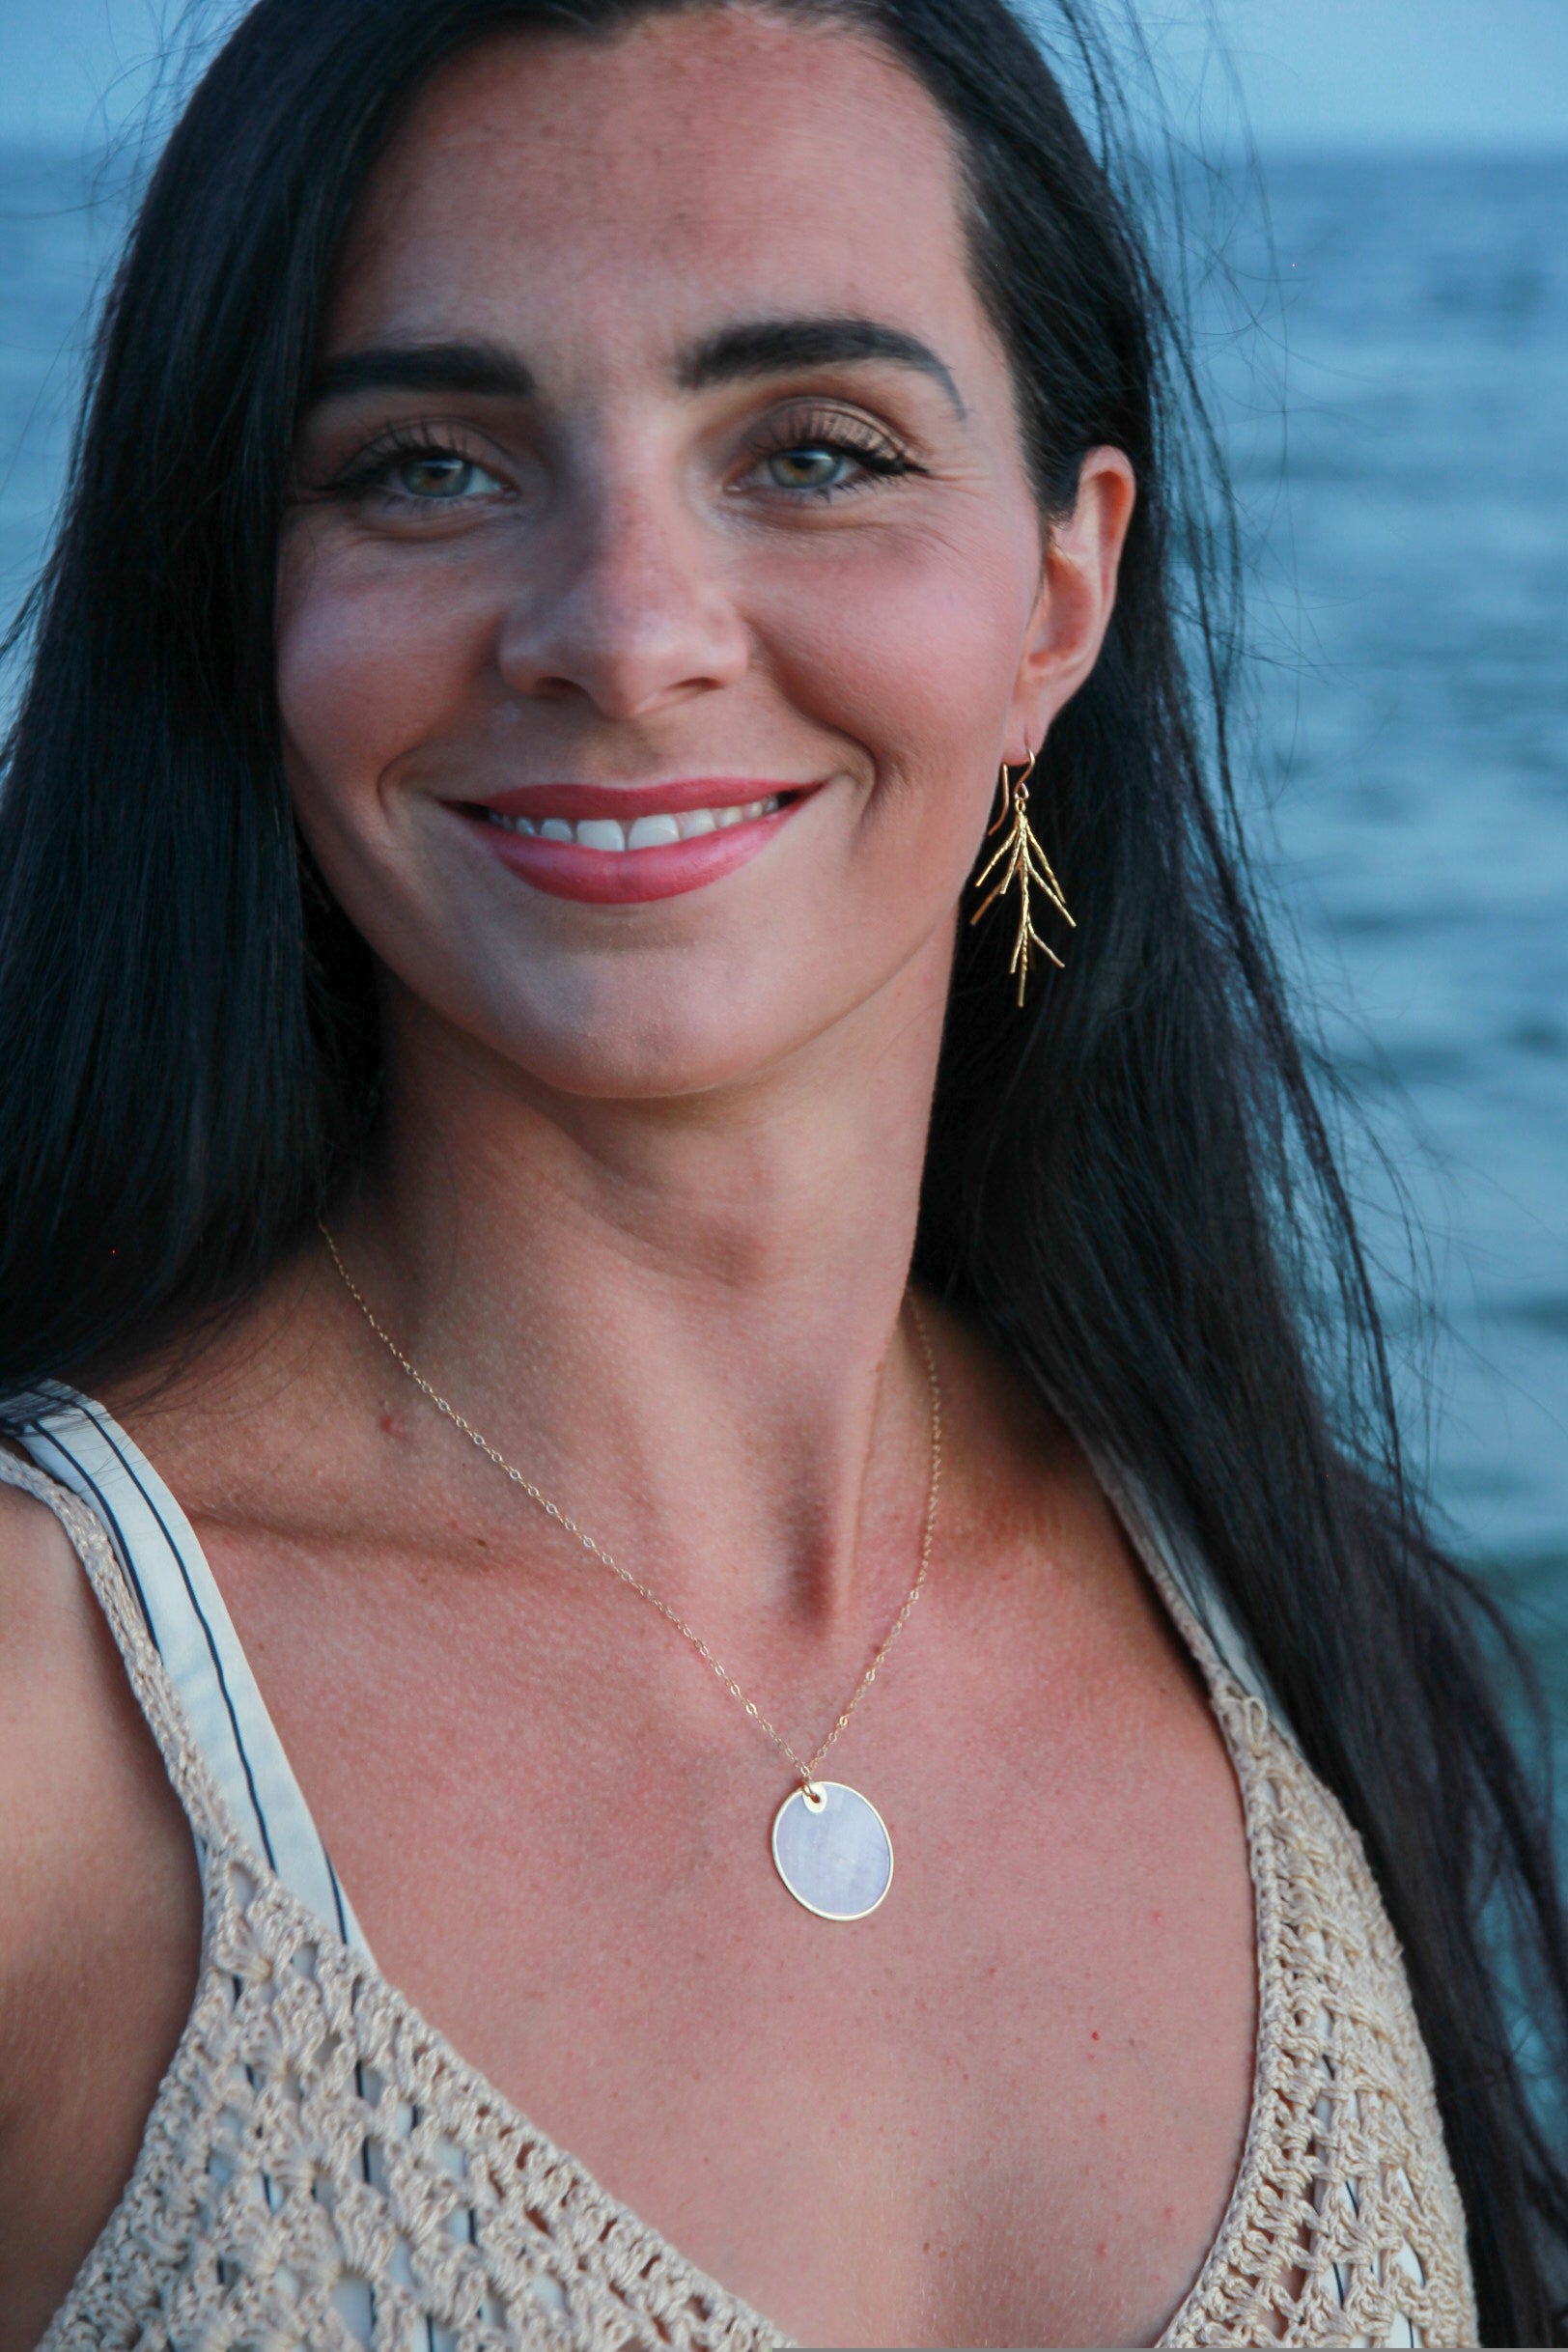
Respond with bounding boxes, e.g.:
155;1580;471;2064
2;0;1565;2333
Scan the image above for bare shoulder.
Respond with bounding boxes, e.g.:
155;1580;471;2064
0;1461;202;2352
929;1301;1199;1617
924;1297;1248;1804
0;1467;106;1920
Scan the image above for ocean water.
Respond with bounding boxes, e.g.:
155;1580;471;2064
1218;154;1568;1722
1;142;1564;1682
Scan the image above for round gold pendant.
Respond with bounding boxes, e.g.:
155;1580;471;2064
770;1780;894;1920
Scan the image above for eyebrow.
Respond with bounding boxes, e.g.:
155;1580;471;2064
310;338;535;405
679;316;966;414
307;314;965;416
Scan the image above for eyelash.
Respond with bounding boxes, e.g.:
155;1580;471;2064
314;404;923;508
320;423;498;502
743;405;920;493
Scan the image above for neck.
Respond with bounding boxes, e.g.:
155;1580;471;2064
327;951;950;1632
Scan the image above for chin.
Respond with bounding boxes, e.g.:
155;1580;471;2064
476;988;815;1105
402;911;927;1105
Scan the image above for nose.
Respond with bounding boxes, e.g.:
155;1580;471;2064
496;464;751;720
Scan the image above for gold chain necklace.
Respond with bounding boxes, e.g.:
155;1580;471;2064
320;1220;941;1922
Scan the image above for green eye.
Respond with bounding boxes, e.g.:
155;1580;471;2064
394;454;487;499
765;445;854;490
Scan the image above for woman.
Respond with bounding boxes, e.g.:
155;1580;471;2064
0;0;1564;2341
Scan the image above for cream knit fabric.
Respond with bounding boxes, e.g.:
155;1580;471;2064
3;1450;1477;2349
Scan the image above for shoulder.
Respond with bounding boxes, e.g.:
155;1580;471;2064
0;1450;200;1971
0;1461;106;1900
0;1454;202;2349
929;1305;1221;1690
0;1444;196;2038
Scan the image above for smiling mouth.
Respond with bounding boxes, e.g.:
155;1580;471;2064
458;780;811;905
484;793;784;850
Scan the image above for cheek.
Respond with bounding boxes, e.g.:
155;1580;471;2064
274;529;495;803
759;522;1036;864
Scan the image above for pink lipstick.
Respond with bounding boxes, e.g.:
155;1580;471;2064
455;777;814;905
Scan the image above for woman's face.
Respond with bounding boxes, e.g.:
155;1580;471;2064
279;8;1132;1100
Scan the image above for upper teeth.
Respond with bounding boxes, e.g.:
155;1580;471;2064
489;797;781;848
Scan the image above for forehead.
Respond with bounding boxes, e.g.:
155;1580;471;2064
328;10;983;363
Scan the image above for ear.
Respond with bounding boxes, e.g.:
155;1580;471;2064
1004;447;1136;763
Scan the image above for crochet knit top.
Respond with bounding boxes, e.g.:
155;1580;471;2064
6;1396;1477;2350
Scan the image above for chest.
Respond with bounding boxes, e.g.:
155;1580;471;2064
206;1523;1259;2345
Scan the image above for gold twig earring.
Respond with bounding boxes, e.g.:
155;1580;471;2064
968;748;1075;1005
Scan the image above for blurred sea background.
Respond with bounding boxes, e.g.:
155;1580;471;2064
1211;144;1568;1762
0;8;1564;1752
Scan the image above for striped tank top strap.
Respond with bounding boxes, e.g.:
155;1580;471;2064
14;1390;371;1958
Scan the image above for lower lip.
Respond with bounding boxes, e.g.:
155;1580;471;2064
459;799;800;904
